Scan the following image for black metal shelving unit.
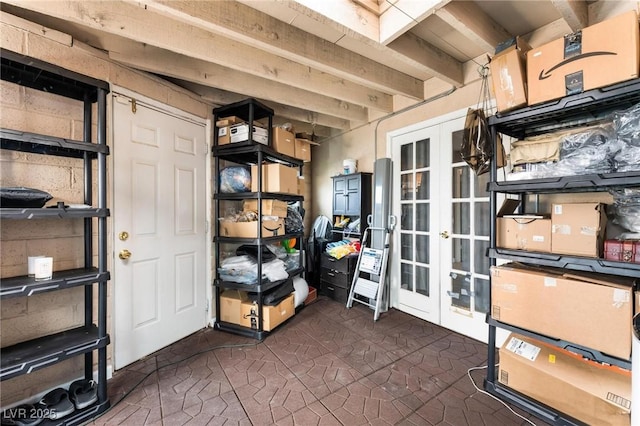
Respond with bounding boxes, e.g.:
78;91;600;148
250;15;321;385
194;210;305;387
0;50;110;424
485;78;640;426
212;99;304;340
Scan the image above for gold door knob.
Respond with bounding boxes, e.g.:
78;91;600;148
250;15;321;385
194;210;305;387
440;231;450;239
119;249;132;260
119;231;129;241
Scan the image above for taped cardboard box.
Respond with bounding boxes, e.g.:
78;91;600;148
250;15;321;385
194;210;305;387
219;290;249;325
240;293;295;331
491;263;634;359
218;123;268;146
551;202;606;257
294;138;312;162
499;333;631;426
219;218;285;238
251;163;298;194
527;10;640;105
489;36;531;112
243;199;288;217
496;199;551;252
272;127;296;157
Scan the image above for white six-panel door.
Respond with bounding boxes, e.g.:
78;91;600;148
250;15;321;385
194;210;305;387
112;93;208;369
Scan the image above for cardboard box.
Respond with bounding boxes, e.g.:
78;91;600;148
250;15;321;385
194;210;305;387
215;116;244;127
496;199;551;252
272;128;296;157
499;333;631;426
294;138;312;162
219;290;249;325
551;202;606;257
243;199;288;217
304;286;317;305
251;163;298;194
297;176;306;196
240;293;295;331
219;217;285;238
527;10;640;105
490;36;531;112
491;263;634;359
218;123;268;146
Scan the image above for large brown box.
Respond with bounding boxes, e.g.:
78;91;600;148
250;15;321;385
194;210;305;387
240;293;295;331
272;127;296;157
294;138;312;162
499;333;631;426
491;263;634;359
489;36;531;112
527;10;640;105
219;290;249;325
604;239;640;264
496;199;551;252
243;199;288;218
551;202;606;257
251;163;298;194
218;218;285;238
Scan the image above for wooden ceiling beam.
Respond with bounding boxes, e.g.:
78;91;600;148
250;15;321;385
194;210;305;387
435;1;512;54
139;0;423;99
379;0;451;45
550;0;588;31
107;42;368;123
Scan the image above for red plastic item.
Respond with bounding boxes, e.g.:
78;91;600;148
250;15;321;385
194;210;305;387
604;239;640;264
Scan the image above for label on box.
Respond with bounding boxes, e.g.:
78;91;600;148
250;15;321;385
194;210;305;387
613;288;630;308
554;205;563;215
563;31;582;58
218;127;228;136
580;226;596;236
565;70;583;95
506;337;541;361
552;224;571;235
532;235;545;242
544;277;557;287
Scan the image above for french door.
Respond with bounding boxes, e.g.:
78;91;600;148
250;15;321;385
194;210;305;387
390;110;491;342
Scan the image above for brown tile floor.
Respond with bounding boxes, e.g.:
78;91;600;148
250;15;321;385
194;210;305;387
94;297;547;425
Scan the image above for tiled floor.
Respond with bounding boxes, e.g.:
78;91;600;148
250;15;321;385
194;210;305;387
95;297;546;425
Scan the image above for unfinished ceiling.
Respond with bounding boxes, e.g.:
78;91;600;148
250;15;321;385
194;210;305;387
0;0;631;139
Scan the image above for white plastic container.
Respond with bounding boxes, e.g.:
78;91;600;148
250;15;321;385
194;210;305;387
343;159;356;174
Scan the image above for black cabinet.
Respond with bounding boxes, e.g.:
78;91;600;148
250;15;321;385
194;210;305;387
0;50;110;423
331;172;372;236
319;253;358;304
484;78;640;426
212;99;303;340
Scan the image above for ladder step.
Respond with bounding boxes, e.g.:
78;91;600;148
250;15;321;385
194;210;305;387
353;278;379;299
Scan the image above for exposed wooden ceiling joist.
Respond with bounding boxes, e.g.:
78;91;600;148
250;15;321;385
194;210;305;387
550;0;588;31
107;42;369;123
137;0;423;100
379;0;451;45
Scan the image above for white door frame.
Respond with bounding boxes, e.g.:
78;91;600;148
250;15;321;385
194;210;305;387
108;86;212;369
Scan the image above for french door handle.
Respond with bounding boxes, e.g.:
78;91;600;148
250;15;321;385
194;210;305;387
440;231;450;239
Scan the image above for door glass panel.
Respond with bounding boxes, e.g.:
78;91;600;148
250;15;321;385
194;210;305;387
450;273;471;310
415;265;429;296
474;278;490;314
401;174;414;200
475;172;489;197
452;166;470;198
451;129;465;164
401;233;413;261
452;202;470;234
401;204;413;230
401;263;412;290
401;144;413;171
416;203;429;232
452;238;470;270
474;202;489;236
416;235;429;264
416;138;430;168
474;240;490;275
416;171;429;200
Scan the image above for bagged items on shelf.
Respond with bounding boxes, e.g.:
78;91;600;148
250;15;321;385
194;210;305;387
284;205;304;234
608;188;640;233
247;276;294;306
612;101;640;172
326;239;361;259
217;254;289;284
0;187;53;208
219;166;251;193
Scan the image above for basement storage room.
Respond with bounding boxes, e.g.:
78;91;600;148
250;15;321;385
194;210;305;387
0;1;638;425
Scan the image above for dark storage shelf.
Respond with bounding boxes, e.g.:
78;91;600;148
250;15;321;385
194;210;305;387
214;321;269;341
0;326;110;380
0;268;110;299
1;50;109;102
216;192;304;202
489;248;640;278
487;317;631;369
489;78;640;138
483;381;584;426
212;98;274;122
0;206;109;220
488;171;640;194
1;128;109;158
215;268;303;293
213;143;303;167
214;232;303;245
